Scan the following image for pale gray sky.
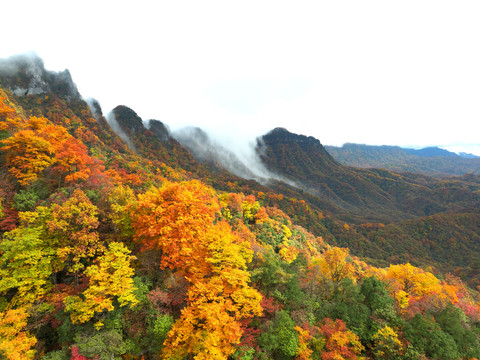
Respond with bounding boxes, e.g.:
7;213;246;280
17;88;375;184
2;1;480;154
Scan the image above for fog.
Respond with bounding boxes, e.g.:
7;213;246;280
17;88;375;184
171;126;300;187
0;53;79;99
105;111;137;151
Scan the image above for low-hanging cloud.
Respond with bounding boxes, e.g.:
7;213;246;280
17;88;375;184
105;111;137;151
172;126;296;186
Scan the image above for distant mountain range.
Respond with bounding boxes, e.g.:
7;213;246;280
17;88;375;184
325;143;480;177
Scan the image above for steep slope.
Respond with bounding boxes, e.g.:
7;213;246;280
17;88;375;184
326;143;480;176
109;105;202;172
258;128;480;223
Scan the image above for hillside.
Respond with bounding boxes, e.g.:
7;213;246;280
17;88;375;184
326;143;480;177
258;128;480;223
1;54;480;360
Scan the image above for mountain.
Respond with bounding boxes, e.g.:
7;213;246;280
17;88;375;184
326;143;480;177
2;54;480;359
257;128;480;223
0;53;80;100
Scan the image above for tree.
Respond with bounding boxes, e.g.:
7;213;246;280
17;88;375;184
384;263;445;309
132;181;262;359
435;305;480;359
257;311;299;360
132;180;219;272
295;325;314;360
64;242;137;326
52;136;95;183
404;314;460;360
360;276;396;321
47;189;101;286
0;93;18;135
0;306;37;359
319;318;364;360
1;115;101;186
0;213;54;307
0;94;15;120
1;128;55;185
371;326;404;359
311;247;356;285
160;221;262;360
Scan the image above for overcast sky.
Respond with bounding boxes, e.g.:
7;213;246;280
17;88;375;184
2;1;480;154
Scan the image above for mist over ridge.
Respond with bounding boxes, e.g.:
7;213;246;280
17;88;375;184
171;125;295;185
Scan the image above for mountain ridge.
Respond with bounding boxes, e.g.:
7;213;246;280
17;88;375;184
326;143;480;176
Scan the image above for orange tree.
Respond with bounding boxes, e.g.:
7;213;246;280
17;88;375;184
131;180;262;359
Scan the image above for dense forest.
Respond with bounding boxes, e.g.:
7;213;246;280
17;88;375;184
1;55;480;360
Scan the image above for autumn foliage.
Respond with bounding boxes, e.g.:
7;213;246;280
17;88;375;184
1;115;101;186
132;181;262;359
1;67;480;360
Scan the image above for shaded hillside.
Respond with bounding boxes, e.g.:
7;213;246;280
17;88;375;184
258;128;480;223
326;143;480;177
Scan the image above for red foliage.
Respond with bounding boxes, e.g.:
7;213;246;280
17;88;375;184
147;289;174;314
71;346;96;360
0;207;18;231
260;296;282;319
237;319;262;356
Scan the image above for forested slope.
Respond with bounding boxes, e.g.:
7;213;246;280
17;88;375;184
1;55;479;360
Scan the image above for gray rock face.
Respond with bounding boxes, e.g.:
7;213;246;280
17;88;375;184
0;53;80;100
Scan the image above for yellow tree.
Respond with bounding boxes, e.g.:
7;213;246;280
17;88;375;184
162;222;262;360
370;325;404;359
46;189;102;287
0;216;54;308
311;247;357;284
0;307;37;359
384;263;444;309
64;242;138;327
295;326;314;360
0;93;18;132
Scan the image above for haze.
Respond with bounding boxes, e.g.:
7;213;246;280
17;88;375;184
1;1;480;155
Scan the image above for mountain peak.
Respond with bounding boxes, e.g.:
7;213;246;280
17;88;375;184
0;53;80;100
267;127;290;135
262;127;324;148
258;127;338;182
112;105;146;135
147;119;171;142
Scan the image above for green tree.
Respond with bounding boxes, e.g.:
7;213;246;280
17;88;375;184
435;305;480;359
258;311;299;359
404;314;459;360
